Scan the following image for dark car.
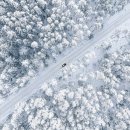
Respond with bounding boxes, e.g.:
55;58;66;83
88;34;94;39
62;63;67;67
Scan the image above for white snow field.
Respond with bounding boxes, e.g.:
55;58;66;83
1;0;130;129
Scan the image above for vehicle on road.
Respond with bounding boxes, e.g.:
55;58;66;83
62;63;67;67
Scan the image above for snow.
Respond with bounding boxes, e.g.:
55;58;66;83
1;0;130;129
0;0;130;101
0;4;130;125
1;9;130;129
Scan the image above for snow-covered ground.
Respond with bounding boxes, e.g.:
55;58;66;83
1;10;130;130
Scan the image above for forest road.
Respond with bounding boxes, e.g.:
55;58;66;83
0;6;130;124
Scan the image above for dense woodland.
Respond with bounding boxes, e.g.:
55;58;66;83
1;0;130;130
1;18;130;130
0;0;129;98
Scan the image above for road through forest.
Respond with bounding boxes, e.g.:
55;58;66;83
0;5;130;124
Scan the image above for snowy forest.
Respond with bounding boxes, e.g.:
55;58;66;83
1;0;130;130
0;0;129;99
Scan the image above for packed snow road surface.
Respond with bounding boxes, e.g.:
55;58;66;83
0;6;130;124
